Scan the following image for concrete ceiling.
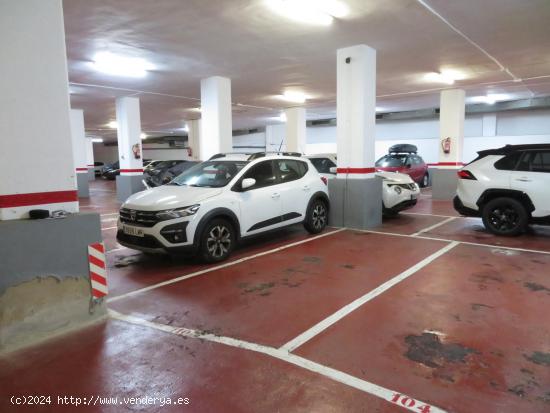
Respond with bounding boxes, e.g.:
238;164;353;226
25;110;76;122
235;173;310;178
64;0;550;141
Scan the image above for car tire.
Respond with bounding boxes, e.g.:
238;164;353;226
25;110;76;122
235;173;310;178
481;197;528;236
199;218;235;263
420;173;429;188
304;198;328;234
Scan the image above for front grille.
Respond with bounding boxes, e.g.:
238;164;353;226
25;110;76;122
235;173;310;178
119;208;159;227
117;231;163;249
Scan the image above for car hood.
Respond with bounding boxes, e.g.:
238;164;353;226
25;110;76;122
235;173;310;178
376;171;415;184
123;185;223;211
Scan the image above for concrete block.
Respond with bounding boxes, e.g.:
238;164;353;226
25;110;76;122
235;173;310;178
116;174;145;203
432;168;459;200
0;213;105;352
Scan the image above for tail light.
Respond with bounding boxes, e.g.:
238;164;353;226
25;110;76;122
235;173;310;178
320;176;328;186
457;170;477;180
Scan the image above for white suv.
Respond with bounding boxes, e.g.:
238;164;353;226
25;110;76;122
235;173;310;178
454;144;550;236
117;153;330;262
306;154;420;216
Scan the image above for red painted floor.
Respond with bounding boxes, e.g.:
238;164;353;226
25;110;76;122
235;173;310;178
2;180;550;413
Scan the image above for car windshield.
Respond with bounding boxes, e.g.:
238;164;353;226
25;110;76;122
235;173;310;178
170;161;248;188
375;155;407;167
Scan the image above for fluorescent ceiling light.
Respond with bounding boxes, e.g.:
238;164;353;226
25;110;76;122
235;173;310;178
375;106;384;112
140;133;147;139
107;121;118;129
424;70;465;85
470;94;510;105
265;0;349;26
91;138;103;143
92;52;153;78
280;91;308;103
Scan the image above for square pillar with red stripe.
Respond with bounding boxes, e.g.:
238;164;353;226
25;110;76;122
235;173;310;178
329;44;382;229
70;109;90;198
86;137;95;181
431;89;466;200
285;106;306;153
115;96;145;202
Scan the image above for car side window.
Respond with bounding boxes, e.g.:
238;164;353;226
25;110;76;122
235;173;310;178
494;152;522;171
531;151;550;173
241;161;277;189
516;152;534;172
309;158;335;174
276;160;307;183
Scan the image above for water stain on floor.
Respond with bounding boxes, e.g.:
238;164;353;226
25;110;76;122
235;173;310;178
404;332;478;369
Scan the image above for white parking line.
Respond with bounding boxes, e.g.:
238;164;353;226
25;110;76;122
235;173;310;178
109;309;448;413
280;241;459;353
100;213;119;217
411;216;456;236
101;226;118;231
107;228;346;303
360;228;550;256
401;212;459;219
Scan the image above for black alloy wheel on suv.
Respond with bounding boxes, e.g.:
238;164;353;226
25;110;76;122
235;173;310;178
481;197;528;236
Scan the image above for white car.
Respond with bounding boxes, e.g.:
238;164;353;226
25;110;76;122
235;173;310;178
454;144;550;236
117;153;330;262
306;154;420;216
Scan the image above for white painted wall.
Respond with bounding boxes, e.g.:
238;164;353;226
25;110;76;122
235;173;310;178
234;109;550;164
94;109;550;166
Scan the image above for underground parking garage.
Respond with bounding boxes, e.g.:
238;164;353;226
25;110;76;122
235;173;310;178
1;0;550;412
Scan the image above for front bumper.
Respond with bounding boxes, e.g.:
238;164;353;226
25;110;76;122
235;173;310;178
384;198;418;213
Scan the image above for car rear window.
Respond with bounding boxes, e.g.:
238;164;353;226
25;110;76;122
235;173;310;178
375;155;407;167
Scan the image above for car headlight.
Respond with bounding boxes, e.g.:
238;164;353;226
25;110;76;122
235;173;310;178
393;186;402;194
156;204;200;221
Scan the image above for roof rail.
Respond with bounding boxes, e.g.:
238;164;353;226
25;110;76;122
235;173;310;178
247;151;302;161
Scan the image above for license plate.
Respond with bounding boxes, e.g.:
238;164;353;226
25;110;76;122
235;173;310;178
123;225;144;237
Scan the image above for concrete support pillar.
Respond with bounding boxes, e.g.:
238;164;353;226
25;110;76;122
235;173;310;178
186;119;202;161
0;0;104;352
115;96;144;202
265;124;285;152
329;44;382;229
482;113;497;137
200;76;232;160
70;109;90;198
284;107;306;153
432;89;465;199
86;137;95;181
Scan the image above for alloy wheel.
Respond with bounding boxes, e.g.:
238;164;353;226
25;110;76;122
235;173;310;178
312;204;327;230
206;225;232;258
488;206;519;232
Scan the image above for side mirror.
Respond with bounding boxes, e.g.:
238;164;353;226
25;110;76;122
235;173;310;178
406;163;412;169
241;178;256;190
329;166;337;174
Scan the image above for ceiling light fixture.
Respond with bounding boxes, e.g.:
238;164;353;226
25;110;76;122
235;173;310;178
107;121;118;129
424;69;465;85
140;133;147;139
265;0;349;26
279;112;287;122
470;94;510;105
91;138;103;143
92;52;153;78
280;91;308;103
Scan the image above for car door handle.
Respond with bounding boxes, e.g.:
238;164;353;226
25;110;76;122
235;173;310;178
515;177;532;182
271;193;280;199
302;185;310;191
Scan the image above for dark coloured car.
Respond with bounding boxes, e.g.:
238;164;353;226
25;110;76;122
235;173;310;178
101;161;120;180
144;160;198;187
375;144;430;187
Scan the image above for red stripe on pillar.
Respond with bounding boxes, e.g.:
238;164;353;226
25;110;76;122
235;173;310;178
427;162;464;167
90;272;107;286
92;288;107;298
76;167;88;172
336;167;376;174
120;168;144;173
0;190;78;208
90;242;105;254
88;254;106;269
